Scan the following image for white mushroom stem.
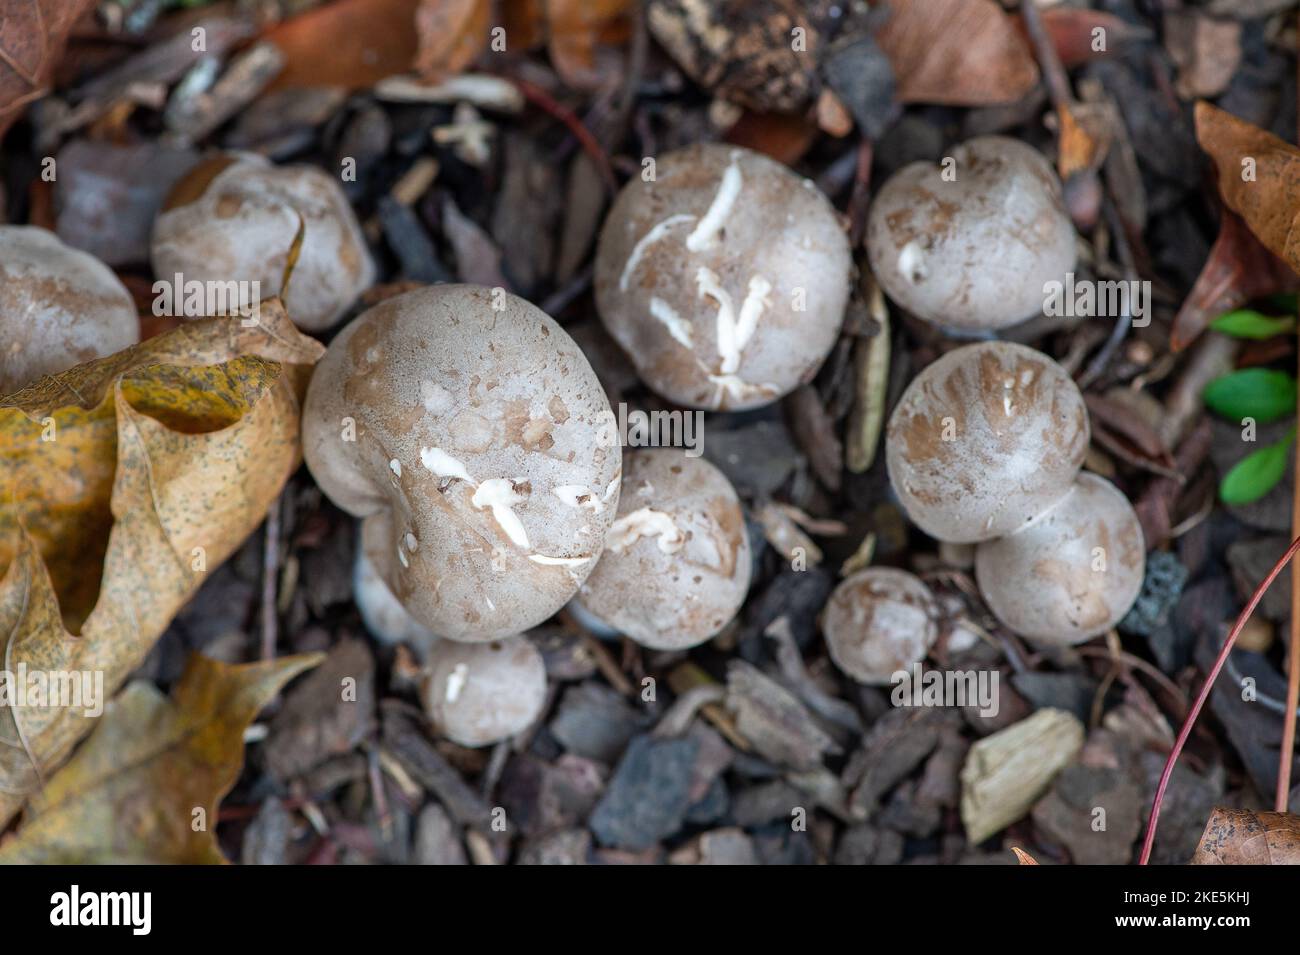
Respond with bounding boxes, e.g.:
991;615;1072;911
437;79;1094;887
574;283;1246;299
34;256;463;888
686;156;742;251
606;507;685;554
620;213;695;291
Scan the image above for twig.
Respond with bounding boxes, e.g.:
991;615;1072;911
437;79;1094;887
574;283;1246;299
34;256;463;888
1140;533;1300;864
260;493;281;660
511;77;618;195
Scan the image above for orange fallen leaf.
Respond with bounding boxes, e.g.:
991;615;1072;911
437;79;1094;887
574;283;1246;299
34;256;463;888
1192;808;1300;864
1011;846;1040;865
875;0;1039;106
545;0;631;90
415;0;490;82
0;0;97;141
265;0;422;91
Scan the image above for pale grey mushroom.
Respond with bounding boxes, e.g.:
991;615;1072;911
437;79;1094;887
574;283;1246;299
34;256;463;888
866;135;1076;331
594;143;852;410
421;636;547;747
885;341;1089;544
572;448;750;651
0;225;138;394
974;472;1145;646
302;284;621;642
151;153;374;331
822;567;940;685
352;514;438;648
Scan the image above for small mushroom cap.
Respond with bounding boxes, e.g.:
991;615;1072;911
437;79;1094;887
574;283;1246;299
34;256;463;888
303;284;621;642
594;143;851;410
974;472;1145;645
885;341;1089;543
353;514;437;648
0;225;139;395
866;135;1076;331
151;154;374;331
421;635;547;747
822;567;939;685
573;448;751;651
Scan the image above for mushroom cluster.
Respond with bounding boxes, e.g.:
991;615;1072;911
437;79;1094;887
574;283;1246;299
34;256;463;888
884;341;1144;646
0;226;139;395
594;143;852;410
866;135;1076;332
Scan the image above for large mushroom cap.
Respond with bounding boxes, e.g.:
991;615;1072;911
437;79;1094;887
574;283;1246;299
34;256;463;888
0;225;138;395
421;635;547;747
974;472;1145;645
885;341;1089;543
572;448;751;651
594;143;852;410
866;135;1076;331
822;567;939;685
303;284;622;642
151;154;374;331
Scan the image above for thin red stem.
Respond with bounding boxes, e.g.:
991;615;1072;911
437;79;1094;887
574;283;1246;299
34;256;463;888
1139;533;1300;864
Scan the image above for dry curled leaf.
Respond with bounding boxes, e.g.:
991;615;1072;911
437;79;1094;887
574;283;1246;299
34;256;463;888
0;0;96;141
1196;101;1300;277
0;653;321;863
415;0;491;82
266;0;422;91
875;0;1039;106
0;301;324;827
545;0;632;90
1192;807;1300;864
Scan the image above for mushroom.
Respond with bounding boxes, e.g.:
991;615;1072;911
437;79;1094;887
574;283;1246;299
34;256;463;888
353;513;437;647
571;448;750;651
0;225;139;395
594;143;852;410
302;284;621;642
822;567;939;685
974;472;1145;645
421;635;547;747
151;153;374;331
885;341;1089;543
866;135;1076;331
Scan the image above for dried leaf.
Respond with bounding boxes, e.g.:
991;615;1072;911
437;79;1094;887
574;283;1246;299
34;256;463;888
1192;808;1300;864
265;0;422;91
0;0;96;141
1027;8;1142;69
0;301;324;827
1195;102;1300;278
0;654;321;863
415;0;491;82
1011;846;1040;865
875;0;1039;106
545;0;631;89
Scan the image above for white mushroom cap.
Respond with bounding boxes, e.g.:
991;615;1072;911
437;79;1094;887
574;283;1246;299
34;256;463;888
151;154;374;331
421;635;547;747
302;284;622;642
866;135;1076;331
594;144;852;410
885;341;1089;543
822;567;939;685
0;225;139;394
572;448;751;651
353;514;438;648
974;472;1145;645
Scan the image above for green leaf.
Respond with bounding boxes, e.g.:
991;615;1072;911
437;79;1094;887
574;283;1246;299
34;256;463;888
1210;309;1296;340
1220;431;1294;506
1203;368;1297;423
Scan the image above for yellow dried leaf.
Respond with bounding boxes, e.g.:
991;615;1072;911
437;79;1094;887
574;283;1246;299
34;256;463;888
0;653;321;863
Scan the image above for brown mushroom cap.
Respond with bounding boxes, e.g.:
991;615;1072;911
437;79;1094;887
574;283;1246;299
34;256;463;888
421;635;547;747
885;341;1089;543
572;448;751;651
0;225;139;395
974;472;1145;645
594;143;852;410
822;567;939;685
866;135;1076;331
303;284;621;642
151;154;374;331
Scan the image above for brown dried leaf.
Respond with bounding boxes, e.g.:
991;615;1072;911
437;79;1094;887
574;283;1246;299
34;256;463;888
0;301;324;827
545;0;631;89
1192;808;1300;864
415;0;491;82
875;0;1039;106
0;0;96;141
266;0;422;91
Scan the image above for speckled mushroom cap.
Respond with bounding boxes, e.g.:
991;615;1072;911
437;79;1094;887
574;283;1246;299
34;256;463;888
0;225;138;395
572;448;751;651
866;135;1076;331
303;284;622;642
822;567;939;685
885;341;1089;544
421;635;547;747
353;514;437;647
594;143;852;411
151;153;374;331
974;472;1145;646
